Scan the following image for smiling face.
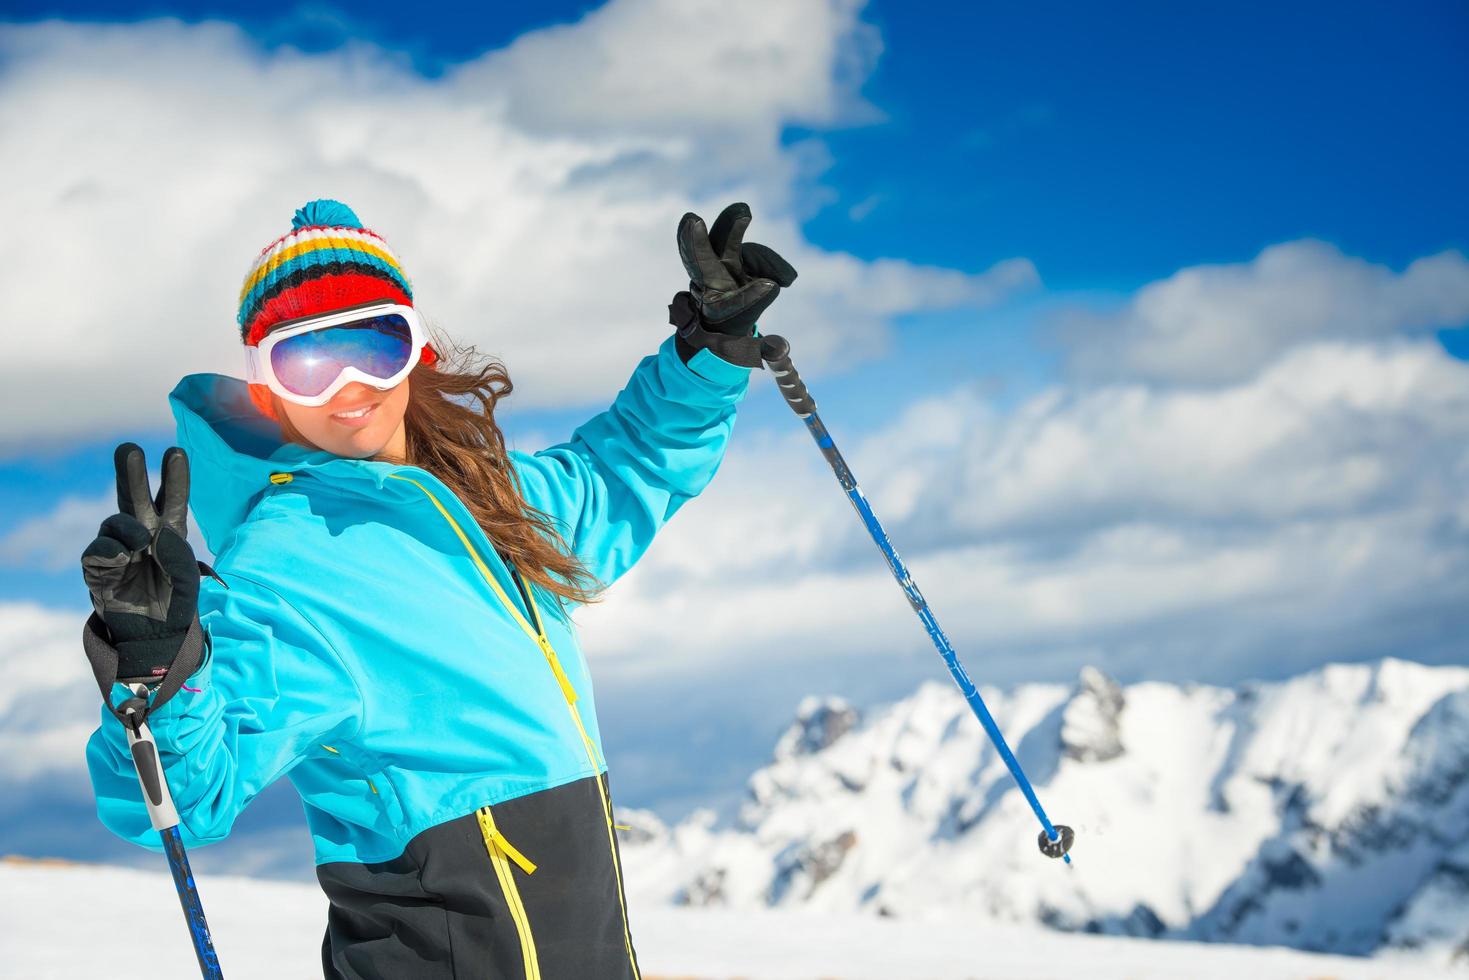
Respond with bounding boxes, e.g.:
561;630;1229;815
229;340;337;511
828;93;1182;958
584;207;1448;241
276;378;411;462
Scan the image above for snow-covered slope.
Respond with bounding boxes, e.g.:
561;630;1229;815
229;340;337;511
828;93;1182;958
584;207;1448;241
0;858;1451;980
617;657;1469;967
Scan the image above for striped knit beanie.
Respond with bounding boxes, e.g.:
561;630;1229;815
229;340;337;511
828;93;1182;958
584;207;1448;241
238;199;436;419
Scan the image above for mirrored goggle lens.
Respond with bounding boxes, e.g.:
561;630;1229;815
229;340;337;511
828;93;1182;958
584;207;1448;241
269;315;414;397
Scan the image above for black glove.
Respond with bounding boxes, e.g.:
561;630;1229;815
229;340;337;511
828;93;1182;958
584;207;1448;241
81;443;213;720
670;202;797;366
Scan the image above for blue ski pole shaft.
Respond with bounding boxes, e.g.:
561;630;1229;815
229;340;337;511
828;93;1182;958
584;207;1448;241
160;826;221;976
123;692;224;976
759;335;1074;863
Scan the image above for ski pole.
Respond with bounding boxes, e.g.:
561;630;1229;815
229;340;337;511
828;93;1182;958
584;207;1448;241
120;687;224;977
758;334;1075;863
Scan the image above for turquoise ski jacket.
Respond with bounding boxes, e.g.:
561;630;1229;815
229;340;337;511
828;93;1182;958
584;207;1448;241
84;334;752;868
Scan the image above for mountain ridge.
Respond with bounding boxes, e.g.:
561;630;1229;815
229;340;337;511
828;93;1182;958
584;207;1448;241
616;656;1469;966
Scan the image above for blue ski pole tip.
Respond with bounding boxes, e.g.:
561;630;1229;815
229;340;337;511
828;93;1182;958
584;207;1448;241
1038;824;1075;860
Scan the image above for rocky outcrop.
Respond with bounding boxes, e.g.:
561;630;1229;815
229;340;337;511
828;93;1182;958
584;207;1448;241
774;696;860;759
1060;666;1126;762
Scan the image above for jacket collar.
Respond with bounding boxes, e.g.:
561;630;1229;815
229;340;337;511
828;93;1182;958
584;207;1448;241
170;373;419;556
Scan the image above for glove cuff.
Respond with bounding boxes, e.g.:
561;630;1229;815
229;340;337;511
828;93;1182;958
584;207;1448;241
83;611;208;728
668;292;767;369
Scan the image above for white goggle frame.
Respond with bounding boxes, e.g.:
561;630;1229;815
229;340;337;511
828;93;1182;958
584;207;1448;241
245;301;427;408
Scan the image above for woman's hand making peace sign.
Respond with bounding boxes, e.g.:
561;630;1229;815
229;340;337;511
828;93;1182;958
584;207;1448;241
80;443;212;715
670;201;798;365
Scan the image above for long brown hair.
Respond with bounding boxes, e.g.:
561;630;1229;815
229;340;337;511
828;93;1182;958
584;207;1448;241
273;325;608;618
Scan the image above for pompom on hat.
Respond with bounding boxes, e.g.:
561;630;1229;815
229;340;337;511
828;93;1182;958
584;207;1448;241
237;199;437;419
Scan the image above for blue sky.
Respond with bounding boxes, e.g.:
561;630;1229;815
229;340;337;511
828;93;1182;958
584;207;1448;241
813;1;1469;286
2;0;1467;848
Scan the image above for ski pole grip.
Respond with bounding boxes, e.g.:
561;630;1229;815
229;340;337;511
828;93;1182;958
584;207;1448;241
759;335;817;418
126;721;182;833
123;686;181;833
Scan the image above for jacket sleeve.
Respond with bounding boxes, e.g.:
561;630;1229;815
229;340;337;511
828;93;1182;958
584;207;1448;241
84;570;364;852
509;331;755;596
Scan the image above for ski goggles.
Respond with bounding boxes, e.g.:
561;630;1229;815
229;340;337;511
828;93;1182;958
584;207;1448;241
245;302;429;407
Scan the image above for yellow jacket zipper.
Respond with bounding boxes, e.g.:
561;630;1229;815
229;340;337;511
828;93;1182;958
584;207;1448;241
477;805;540;980
387;473;642;978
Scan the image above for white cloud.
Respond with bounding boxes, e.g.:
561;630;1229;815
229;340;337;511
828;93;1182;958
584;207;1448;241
934;340;1469;535
445;0;885;139
1063;240;1469;385
0;478;212;572
578;334;1469;685
0;602;97;782
0;4;1035;453
0;488;113;572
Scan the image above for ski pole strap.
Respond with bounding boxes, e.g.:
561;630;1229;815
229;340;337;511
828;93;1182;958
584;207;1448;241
82;612;208;729
667;292;767;369
758;334;817;417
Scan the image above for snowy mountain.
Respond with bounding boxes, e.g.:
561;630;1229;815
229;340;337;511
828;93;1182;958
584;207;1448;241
616;657;1469;967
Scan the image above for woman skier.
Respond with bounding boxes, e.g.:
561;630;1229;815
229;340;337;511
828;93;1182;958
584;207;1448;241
80;197;797;978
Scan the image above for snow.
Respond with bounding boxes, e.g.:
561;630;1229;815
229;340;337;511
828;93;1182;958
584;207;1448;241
0;858;1455;979
1387;839;1469;956
619;658;1469;960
